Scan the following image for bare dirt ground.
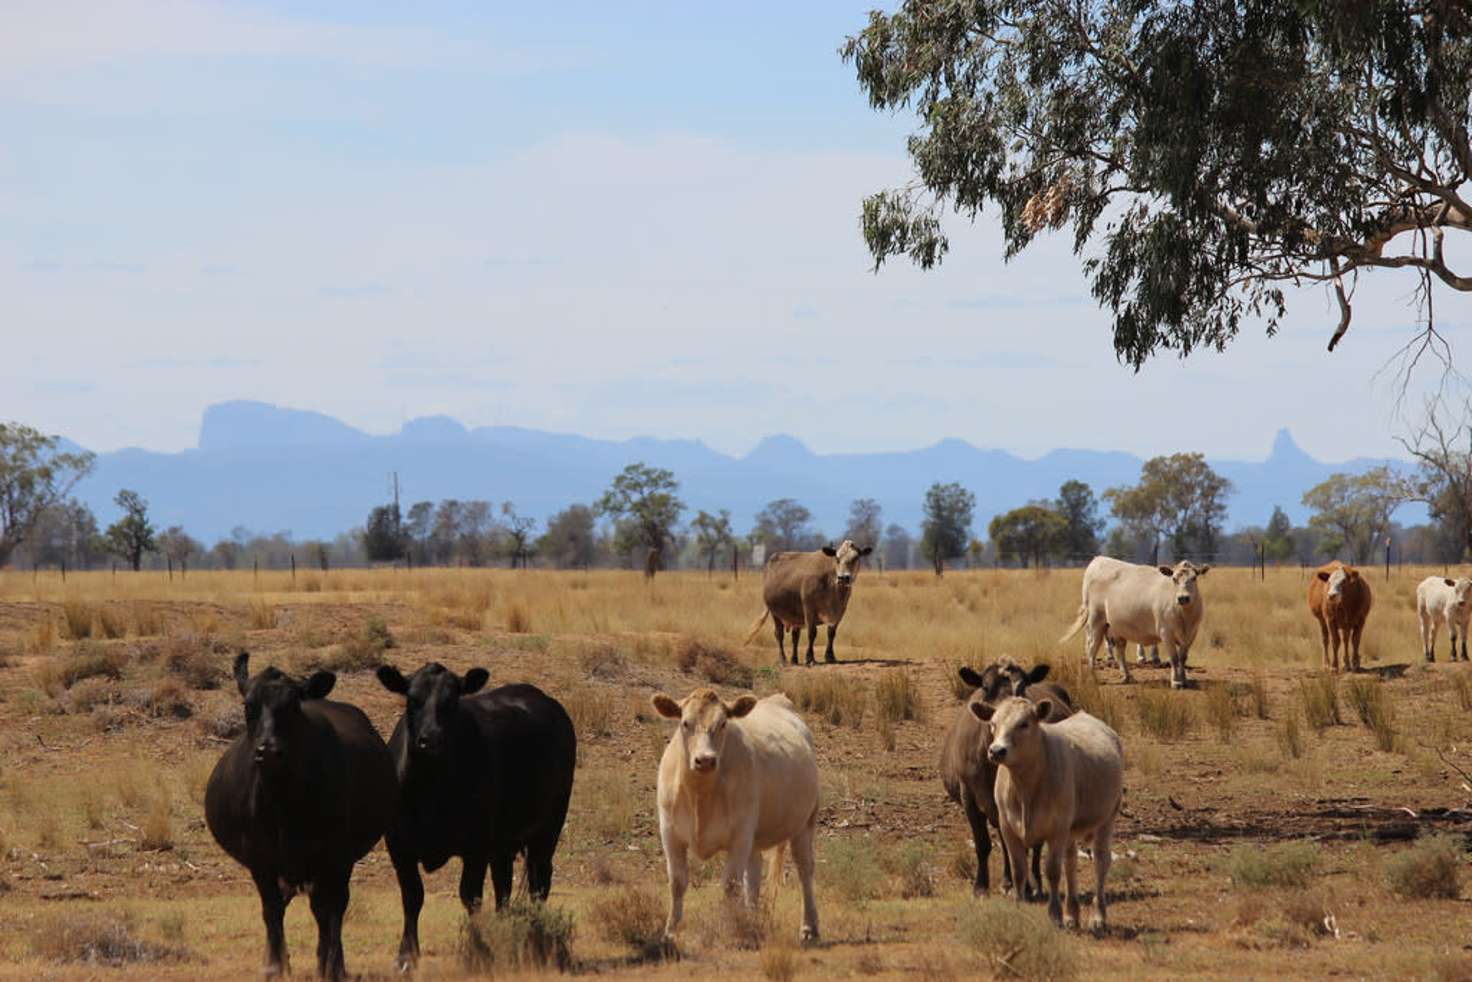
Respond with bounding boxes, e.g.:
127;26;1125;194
0;567;1470;979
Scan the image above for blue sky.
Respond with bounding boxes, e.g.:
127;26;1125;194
4;1;1465;462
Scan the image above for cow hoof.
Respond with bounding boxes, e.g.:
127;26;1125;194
1170;680;1186;690
1089;913;1107;935
800;926;819;945
824;655;837;664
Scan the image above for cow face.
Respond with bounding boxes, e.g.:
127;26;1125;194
651;688;757;776
1448;578;1472;610
822;538;874;586
1158;561;1209;606
969;695;1050;767
376;661;489;757
1000;661;1051;699
1315;564;1357;601
233;651;336;773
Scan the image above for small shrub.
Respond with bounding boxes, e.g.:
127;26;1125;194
362;616;396;649
588;885;665;951
957;899;1076;980
460;901;574;973
96;607;128;640
823;836;884;902
1227;840;1319;889
674;638;753;689
1298;675;1340;732
157;913;186;945
1277;709;1306;759
161;636;226;690
1135;689;1193;742
66;677;118;714
787;674;865;728
564;685;613;740
874;670;924;724
131;604;164;638
699;900;767;951
61;599;96;640
139;799;174;851
145;678;193;719
200;708;244;741
876;714;896;752
1248;670;1270;719
580;643;629;681
948;840;977;883
245;599;276;630
889;840;936;899
504;600;533;634
30;912;185;965
1204;683;1236;741
1384;835;1463;899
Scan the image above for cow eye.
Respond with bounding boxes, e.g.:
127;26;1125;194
681;720;692;731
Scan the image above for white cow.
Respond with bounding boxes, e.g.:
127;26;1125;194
1416;575;1472;663
1061;556;1209;688
972;695;1124;931
651;688;820;943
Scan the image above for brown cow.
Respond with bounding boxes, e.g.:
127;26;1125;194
745;540;872;665
1308;561;1372;672
939;660;1074;898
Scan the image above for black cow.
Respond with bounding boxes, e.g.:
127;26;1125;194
204;653;395;979
376;662;577;970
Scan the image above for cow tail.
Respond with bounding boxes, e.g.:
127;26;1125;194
1057;605;1087;644
744;608;771;646
765;841;787;915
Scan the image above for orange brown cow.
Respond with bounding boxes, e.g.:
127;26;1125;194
1307;561;1372;672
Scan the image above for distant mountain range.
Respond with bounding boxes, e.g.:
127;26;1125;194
64;400;1414;543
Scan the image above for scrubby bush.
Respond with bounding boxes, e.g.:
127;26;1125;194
459;901;574;973
956;899;1076;980
30;911;186;966
588;886;665;952
1227;840;1320;889
1385;835;1463;900
674;638;753;689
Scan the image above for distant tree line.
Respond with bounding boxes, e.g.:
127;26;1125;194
10;412;1472;576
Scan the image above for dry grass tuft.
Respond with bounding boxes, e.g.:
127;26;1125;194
1384;834;1463;899
823;836;884;902
760;940;797;982
503;600;533;634
65;677;119;714
787;674;866;729
130;603;164;637
1277;709;1306;759
459;901;574;973
30;911;186;966
674;638;753;689
1204;682;1237;741
138;798;174;851
564;685;614;740
956;899;1076;980
1297;675;1340;731
887;840;936;898
588;886;668;956
245;598;276;630
580;643;629;681
1344;677;1397;751
61;599;96;639
145;678;193;719
300;617;395;674
29;617;57;655
1135;688;1194;741
96;606;128;640
874;669;924;724
161;635;226;690
1449;668;1472;712
1227;840;1320;889
36;643;130;696
1248;669;1271;719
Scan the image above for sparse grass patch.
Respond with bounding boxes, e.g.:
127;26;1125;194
161;635;226;690
887;840;936;898
760;939;797;982
144;678;193;719
503;599;533;634
1227;840;1319;890
96;606;128;639
36;643;129;696
786;673;865;728
139;797;174;851
956;898;1076;980
823;836;884;902
1248;669;1270;719
1449;668;1472;712
588;885;665;953
697;899;767;951
30;911;187;966
1384;834;1463;899
580;643;629;681
573;768;638;843
29;617;56;655
1204;682;1236;740
674;638;753;689
1298;675;1341;731
459;900;574;973
245;598;275;630
1135;689;1194;741
61;599;96;639
66;676;118;714
564;685;613;740
1277;709;1306;759
130;603;163;637
874;669;924;724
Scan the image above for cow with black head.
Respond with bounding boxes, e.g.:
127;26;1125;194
204;652;395;980
376;661;576;971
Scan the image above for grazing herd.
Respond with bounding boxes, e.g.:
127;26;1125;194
200;543;1455;976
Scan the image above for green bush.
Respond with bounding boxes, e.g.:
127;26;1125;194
1385;835;1463;900
1226;840;1320;890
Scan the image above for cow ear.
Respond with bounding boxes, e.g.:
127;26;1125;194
1347;569;1359;581
821;545;837;557
651;693;682;719
1316;570;1331;582
233;651;251;697
728;695;758;718
304;671;336;700
462;668;490;695
958;666;986;689
1033;698;1053;721
859;545;874;556
1026;664;1050;685
1197;565;1210;576
1158;566;1173;576
968;700;995;722
376;665;409;695
1445;578;1456;588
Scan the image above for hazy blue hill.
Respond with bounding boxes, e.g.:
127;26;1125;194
67;401;1414;543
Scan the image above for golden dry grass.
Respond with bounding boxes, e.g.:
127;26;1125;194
0;565;1470;980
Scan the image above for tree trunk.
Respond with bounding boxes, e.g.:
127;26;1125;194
933;554;943;577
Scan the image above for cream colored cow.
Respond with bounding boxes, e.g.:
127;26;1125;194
651;688;820;943
1416;575;1472;663
1061;556;1209;688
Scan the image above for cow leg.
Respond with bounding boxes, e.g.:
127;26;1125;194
660;827;689;938
1461;627;1468;661
789;627;802;666
1316;615;1330;669
525;820;564;902
804;622;819;666
1090;820;1114;934
1062;841;1080;930
308;867;350;980
483;852;513;911
1028;844;1044;902
1350;623;1365;672
1422;612;1437;663
722;825;756;905
1329;624;1342;672
959;786;991;895
387;835;424;969
1000;822;1029;909
249;868;291;977
1084;621;1106;674
744;852;763;908
1042;837;1065;926
824;624;838;663
1169;642;1187;690
775;619;788;664
790;820;820;943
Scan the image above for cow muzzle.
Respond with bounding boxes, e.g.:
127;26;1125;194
692;753;718;773
836;573;853;585
987;745;1007;763
254;741;282;765
1177;595;1191;606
